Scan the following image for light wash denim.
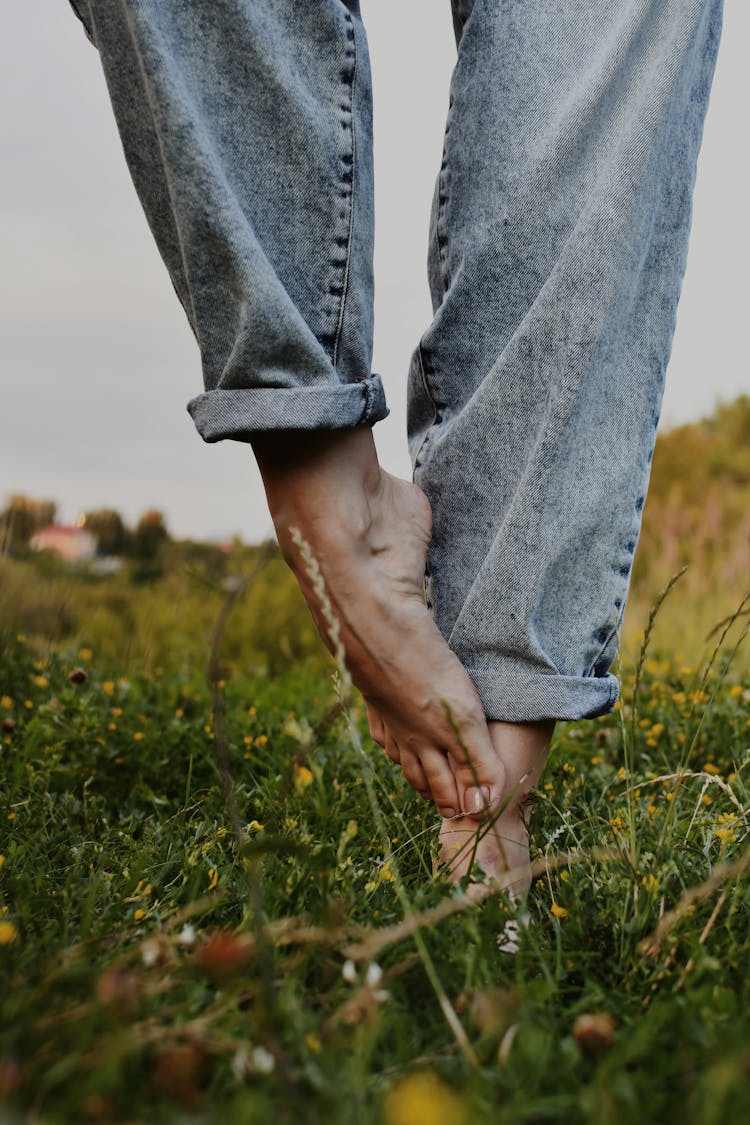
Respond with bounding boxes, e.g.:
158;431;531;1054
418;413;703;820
67;0;723;722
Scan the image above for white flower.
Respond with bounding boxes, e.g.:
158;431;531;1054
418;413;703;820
141;939;160;967
231;1048;249;1079
177;924;196;946
342;959;358;984
250;1046;275;1074
365;962;383;987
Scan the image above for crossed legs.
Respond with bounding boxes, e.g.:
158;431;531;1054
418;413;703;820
69;0;723;895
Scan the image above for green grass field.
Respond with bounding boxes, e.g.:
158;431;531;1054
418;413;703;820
1;565;749;1125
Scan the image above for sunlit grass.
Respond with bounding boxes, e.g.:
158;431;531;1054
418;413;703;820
1;570;749;1125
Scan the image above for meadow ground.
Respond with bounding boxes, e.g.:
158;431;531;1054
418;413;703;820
1;577;749;1123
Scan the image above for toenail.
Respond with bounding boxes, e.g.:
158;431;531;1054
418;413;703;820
465;787;490;814
441;807;457;819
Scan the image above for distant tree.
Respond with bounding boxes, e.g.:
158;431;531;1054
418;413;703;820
0;495;57;550
82;508;129;556
131;509;169;562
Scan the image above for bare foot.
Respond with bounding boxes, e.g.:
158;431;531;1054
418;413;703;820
252;426;503;819
437;720;554;898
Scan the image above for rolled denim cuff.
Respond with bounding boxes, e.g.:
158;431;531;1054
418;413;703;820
187;374;388;443
466;667;619;723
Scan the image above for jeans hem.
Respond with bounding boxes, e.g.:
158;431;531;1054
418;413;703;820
465;667;620;723
186;374;389;443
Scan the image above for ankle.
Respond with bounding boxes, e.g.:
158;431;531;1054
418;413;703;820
252;426;384;543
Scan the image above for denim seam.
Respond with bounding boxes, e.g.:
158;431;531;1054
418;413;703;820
332;9;358;371
585;624;619;679
412;343;439;470
435;97;454;298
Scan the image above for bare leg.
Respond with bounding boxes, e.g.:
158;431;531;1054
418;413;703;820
254;426;508;819
438;719;554;897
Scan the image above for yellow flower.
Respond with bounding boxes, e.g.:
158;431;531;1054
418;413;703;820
108;723;117;731
0;697;12;711
591;756;602;766
305;1033;322;1054
247;706;256;717
255;734;268;747
613;699;622;712
0;855;5;870
23;700;33;710
102;681;115;696
249;820;264;832
729;684;744;699
704;763;720;775
702;794;713;806
550;902;568;919
617;767;628;780
294;765;314;791
641;874;658;892
207;868;219;891
133;731;145;742
32;675;49;689
204;724;212;736
0;921;19;945
217;827;228;838
384;1072;469;1125
78;648;93;661
379;862;394;883
650;723;664;738
133;908;146;922
717;812;738;825
609;816;624;831
715;828;736;846
673;692;687;706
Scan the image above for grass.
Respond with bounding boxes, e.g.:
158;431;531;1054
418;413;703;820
1;576;749;1123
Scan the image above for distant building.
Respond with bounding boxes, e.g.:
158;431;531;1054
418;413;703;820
30;525;97;562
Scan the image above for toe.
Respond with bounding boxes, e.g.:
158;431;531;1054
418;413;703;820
417;747;459;819
398;747;432;801
366;703;386;748
384;730;401;765
447;737;506;820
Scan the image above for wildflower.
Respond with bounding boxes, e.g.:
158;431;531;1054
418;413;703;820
207;868;219;891
255;734;268;747
194;932;250;980
217;827;228;838
23;700;33;709
203;724;212;736
293;764;314;791
0;921;18;945
717;812;738;825
305;1033;322;1054
7;813;16;821
77;648;93;661
177;924;196;946
649;723;664;738
550;902;568;919
250;1047;275;1075
248;820;264;832
133;908;146;922
673;692;687;706
247;706;256;717
111;706;123;717
379;862;394;883
365;963;383;987
702;794;713;806
342;960;358;983
133;731;145;742
704;763;720;775
384;1072;469;1125
617;767;627;781
591;755;602;766
729;684;744;699
609;815;624;832
32;675;48;689
716;828;737;846
108;723;117;731
0;697;12;710
573;1012;616;1055
102;681;115;696
641;874;658;892
0;855;4;869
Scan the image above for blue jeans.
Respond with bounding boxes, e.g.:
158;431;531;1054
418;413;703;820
67;0;723;722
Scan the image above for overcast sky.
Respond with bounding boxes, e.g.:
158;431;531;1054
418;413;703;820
2;1;747;542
